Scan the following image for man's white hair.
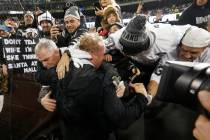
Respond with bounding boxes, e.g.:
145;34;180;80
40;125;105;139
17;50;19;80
35;38;57;55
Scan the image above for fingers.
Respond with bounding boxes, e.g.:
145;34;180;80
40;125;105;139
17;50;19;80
193;91;210;140
116;88;124;98
88;27;96;33
56;54;70;79
64;55;70;72
56;66;65;79
2;64;8;76
116;81;125;98
104;54;112;62
95;8;103;16
198;90;210;113
132;67;140;75
43;100;56;112
130;83;147;96
41;95;56;112
50;25;61;39
193;115;210;140
96;7;100;11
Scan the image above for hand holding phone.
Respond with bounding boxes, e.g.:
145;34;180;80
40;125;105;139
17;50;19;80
94;2;104;16
94;2;101;11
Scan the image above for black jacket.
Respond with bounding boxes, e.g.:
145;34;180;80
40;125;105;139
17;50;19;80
56;62;148;140
38;30;51;39
178;0;210;29
56;26;87;48
35;61;58;96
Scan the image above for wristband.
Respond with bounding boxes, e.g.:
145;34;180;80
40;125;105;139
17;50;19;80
146;93;153;105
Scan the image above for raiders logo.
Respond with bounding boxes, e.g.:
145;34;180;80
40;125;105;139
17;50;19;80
112;75;121;88
154;65;164;76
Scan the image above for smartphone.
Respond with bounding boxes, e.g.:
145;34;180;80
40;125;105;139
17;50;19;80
93;2;101;11
41;85;51;93
55;24;64;32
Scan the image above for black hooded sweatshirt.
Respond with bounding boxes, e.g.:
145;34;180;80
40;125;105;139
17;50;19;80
178;0;210;30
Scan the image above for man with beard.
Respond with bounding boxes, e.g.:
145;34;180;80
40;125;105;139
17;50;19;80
50;5;87;48
17;11;38;38
38;11;54;39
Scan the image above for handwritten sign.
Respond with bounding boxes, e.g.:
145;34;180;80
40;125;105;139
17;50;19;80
3;38;38;73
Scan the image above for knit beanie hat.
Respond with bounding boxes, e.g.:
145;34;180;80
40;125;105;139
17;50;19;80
64;6;80;20
119;14;150;55
24;11;34;20
38;11;54;25
182;26;210;48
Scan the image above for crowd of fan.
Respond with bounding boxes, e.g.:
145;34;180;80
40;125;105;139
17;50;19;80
85;2;191;22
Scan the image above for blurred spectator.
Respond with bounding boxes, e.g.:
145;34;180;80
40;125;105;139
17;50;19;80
99;5;122;38
0;25;11;38
35;6;44;18
109;22;124;34
178;0;210;30
38;11;54;39
171;4;180;13
4;17;20;36
63;2;87;29
154;9;163;23
17;11;39;38
0;25;9;94
102;6;121;26
104;22;124;63
95;0;121;30
23;11;35;27
136;1;144;15
50;6;87;48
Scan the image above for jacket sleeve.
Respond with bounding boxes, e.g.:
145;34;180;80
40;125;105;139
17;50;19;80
68;28;87;46
103;78;148;129
57;28;87;48
35;62;57;85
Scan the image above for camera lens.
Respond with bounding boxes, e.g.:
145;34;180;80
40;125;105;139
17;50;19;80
198;67;210;92
189;66;210;94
